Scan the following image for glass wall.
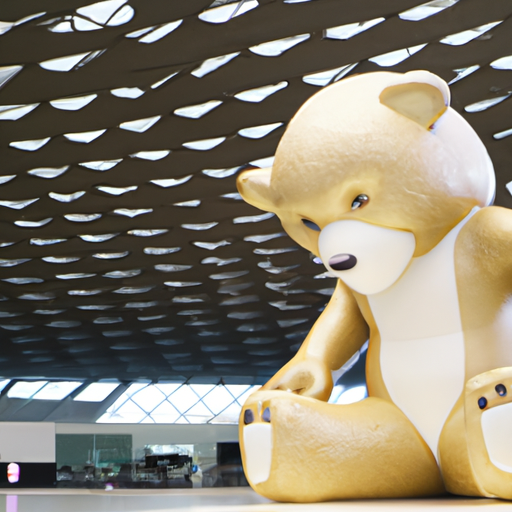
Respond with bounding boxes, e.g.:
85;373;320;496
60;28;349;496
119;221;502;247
55;435;247;489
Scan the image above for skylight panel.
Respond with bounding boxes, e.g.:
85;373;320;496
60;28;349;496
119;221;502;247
32;381;82;400
39;52;92;72
0;258;30;267
7;380;48;399
49;191;85;202
440;21;502;46
191;53;240;78
139;20;182;43
64;129;106;143
64;213;102;222
56;272;95;279
150;175;192;188
28;166;69;178
174;199;201;207
0;65;23;89
0;104;39;120
399;0;459;21
111;87;145;98
15;217;53;227
448;65;480;85
76;0;128;25
130;150;170;160
151;72;179;89
96;185;137;195
80;159;122;170
198;0;258;24
49;94;97;110
19;292;55;300
73;17;102;31
234;81;287;102
238;122;283;139
48;21;73;33
249;34;309;57
233;212;274;223
103;269;141;278
174;100;222;119
0;198;39;210
119;116;160;132
10;138;51;151
18;12;49;26
129;229;169;237
113;208;152;218
0;22;14;36
464;94;510;113
193;240;231;250
106;4;134;26
143;246;179;254
0;379;10;393
74;382;120;402
368;44;427;67
43;256;80;263
126;26;155;38
250;156;275;167
494;128;512;140
93;257;123;266
183;137;225;150
324;18;384;40
303;63;357;86
491;55;512;70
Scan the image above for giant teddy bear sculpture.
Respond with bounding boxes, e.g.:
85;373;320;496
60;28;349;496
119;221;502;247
236;70;512;502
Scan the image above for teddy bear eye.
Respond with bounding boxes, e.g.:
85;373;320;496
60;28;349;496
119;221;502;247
301;219;321;232
351;194;369;210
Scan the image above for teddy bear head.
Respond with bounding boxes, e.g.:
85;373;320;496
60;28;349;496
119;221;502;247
237;70;495;294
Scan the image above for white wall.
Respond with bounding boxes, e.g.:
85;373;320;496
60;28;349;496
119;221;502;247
55;423;239;451
0;423;238;463
0;422;55;462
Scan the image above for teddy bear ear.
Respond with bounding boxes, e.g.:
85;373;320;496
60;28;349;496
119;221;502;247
237;167;278;212
379;70;450;129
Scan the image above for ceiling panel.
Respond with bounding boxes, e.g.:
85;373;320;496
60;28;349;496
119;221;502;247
0;0;511;384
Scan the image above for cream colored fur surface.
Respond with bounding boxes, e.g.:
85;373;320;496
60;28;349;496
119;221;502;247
236;71;512;502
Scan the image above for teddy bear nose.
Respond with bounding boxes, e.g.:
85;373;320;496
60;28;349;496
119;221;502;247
328;253;357;271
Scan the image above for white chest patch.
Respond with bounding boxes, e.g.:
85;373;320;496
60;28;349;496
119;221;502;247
367;209;477;459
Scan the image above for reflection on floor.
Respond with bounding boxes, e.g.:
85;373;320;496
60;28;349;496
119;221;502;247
0;488;510;512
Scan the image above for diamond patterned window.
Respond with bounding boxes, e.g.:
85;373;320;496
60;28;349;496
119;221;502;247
97;383;260;424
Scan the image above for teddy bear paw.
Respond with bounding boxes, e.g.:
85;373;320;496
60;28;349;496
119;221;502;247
465;367;512;498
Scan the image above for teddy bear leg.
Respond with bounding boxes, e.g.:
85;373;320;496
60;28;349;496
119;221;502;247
239;390;444;502
440;367;512;499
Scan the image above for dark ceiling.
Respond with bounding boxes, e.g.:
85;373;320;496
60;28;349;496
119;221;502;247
0;0;511;385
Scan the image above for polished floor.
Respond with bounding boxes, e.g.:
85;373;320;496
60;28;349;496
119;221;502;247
0;488;511;512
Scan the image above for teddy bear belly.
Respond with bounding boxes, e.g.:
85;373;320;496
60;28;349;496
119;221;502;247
368;281;466;461
378;331;465;460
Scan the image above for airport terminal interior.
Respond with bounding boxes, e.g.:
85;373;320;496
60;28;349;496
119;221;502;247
0;0;511;509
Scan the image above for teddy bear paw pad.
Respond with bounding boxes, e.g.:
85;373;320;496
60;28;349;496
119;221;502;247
242;404;273;485
477;382;512;472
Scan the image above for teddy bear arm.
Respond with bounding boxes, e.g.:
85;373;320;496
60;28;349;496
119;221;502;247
261;280;369;401
482;207;512;277
458;207;512;287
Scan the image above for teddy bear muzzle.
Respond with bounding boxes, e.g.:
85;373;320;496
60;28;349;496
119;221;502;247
319;220;416;295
